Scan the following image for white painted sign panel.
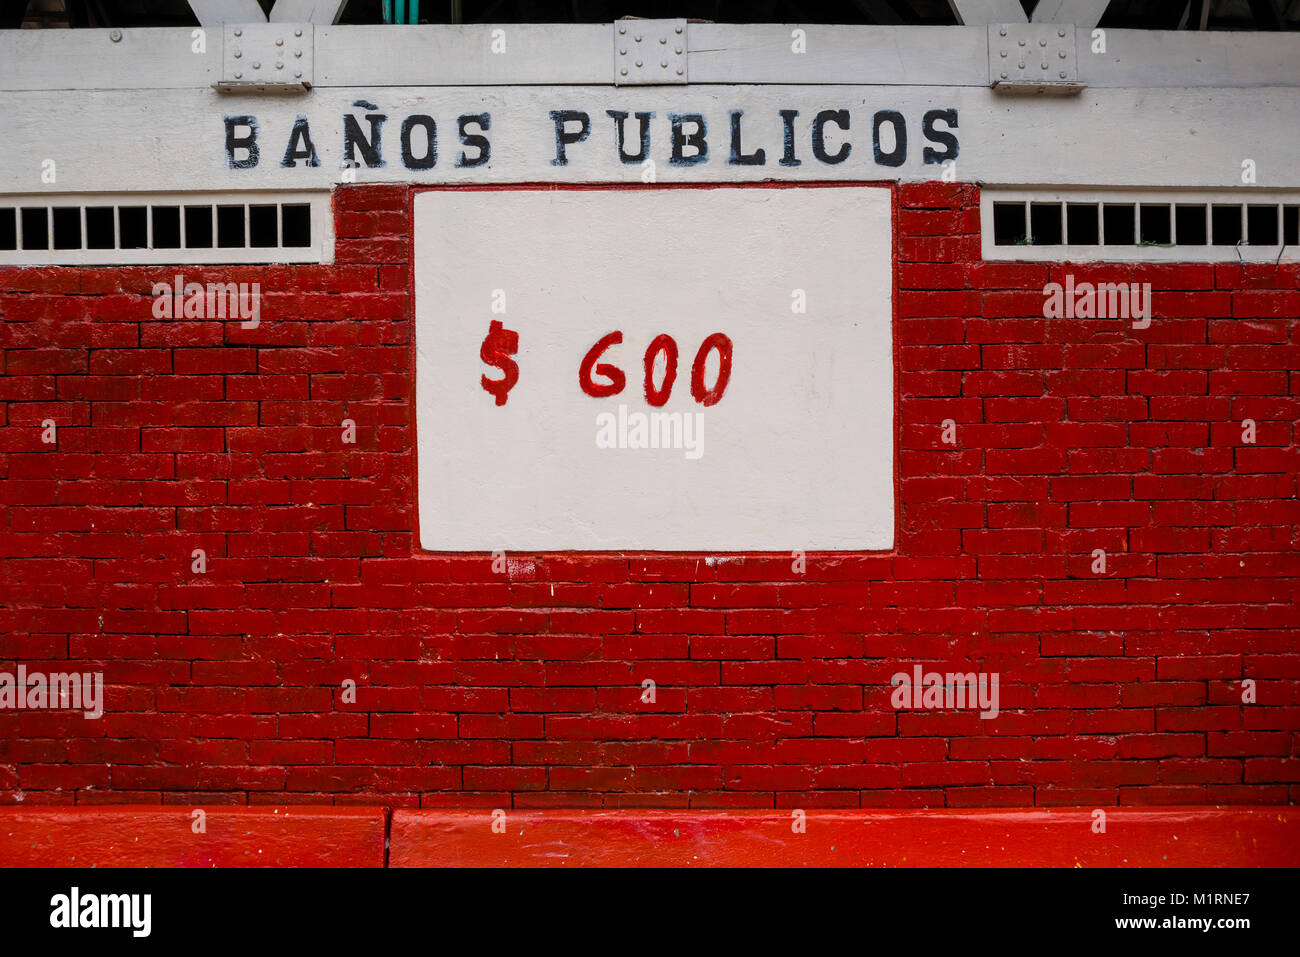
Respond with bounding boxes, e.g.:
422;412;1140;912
414;185;894;551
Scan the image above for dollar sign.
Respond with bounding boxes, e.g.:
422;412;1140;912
479;319;519;406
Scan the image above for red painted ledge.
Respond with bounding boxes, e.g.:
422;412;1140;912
0;806;387;868
2;806;1295;867
389;807;1300;868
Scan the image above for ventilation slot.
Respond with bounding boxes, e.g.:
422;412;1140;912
0;192;330;265
983;190;1300;263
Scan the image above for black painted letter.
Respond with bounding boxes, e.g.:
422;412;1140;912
872;110;907;168
779;109;801;167
607;110;653;164
921;109;959;164
550;110;590;166
669;113;708;166
281;115;318;168
224;115;259;170
457;113;491;167
401;115;437;170
729;111;766;166
811;109;851;165
344;112;387;168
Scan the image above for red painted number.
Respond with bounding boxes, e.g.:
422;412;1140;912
579;332;733;406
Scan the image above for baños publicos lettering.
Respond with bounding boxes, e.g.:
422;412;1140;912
224;102;958;172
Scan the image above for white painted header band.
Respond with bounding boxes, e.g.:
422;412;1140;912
4;85;1298;193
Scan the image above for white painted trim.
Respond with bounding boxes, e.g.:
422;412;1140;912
1;26;1297;91
981;188;1300;262
0;191;333;265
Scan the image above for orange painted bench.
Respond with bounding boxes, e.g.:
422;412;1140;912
389;807;1300;868
0;806;387;868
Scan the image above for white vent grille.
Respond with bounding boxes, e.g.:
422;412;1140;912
0;192;332;265
983;189;1300;263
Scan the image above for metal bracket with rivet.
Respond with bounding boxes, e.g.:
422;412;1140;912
614;18;687;86
986;22;1085;95
214;22;313;94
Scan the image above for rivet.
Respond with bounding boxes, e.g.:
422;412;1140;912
1059;51;1067;58
1000;50;1007;58
235;71;242;79
660;60;667;68
110;29;121;41
660;37;666;44
1059;71;1067;78
1018;39;1026;46
295;71;302;78
1058;29;1066;37
619;26;626;34
1018;61;1025;69
1040;62;1048;69
295;29;303;37
275;61;283;70
999;28;1007;36
675;46;681;54
1039;39;1047;46
234;50;241;58
252;61;260;69
676;67;683;75
620;68;628;76
620;48;626;54
1000;72;1008;79
276;38;284;46
635;59;642;67
635;35;642;42
295;49;302;57
675;25;682;33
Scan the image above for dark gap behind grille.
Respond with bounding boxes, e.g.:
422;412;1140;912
1212;205;1242;245
1103;204;1136;245
1030;203;1062;245
21;208;49;249
1067;204;1099;245
119;206;147;249
281;204;311;247
0;208;17;250
152;206;181;249
1176;205;1207;245
217;205;245;248
185;206;213;248
86;207;115;248
52;208;81;249
1246;205;1278;245
249;204;278;248
992;202;1026;245
1139;205;1171;245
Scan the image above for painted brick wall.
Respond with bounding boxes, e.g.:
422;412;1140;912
1;182;1297;808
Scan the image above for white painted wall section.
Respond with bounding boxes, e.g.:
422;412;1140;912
414;185;895;552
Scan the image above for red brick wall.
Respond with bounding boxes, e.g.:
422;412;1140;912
1;182;1297;808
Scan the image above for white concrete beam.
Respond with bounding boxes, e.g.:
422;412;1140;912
269;0;349;24
1032;0;1112;27
947;0;1028;25
188;0;267;25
